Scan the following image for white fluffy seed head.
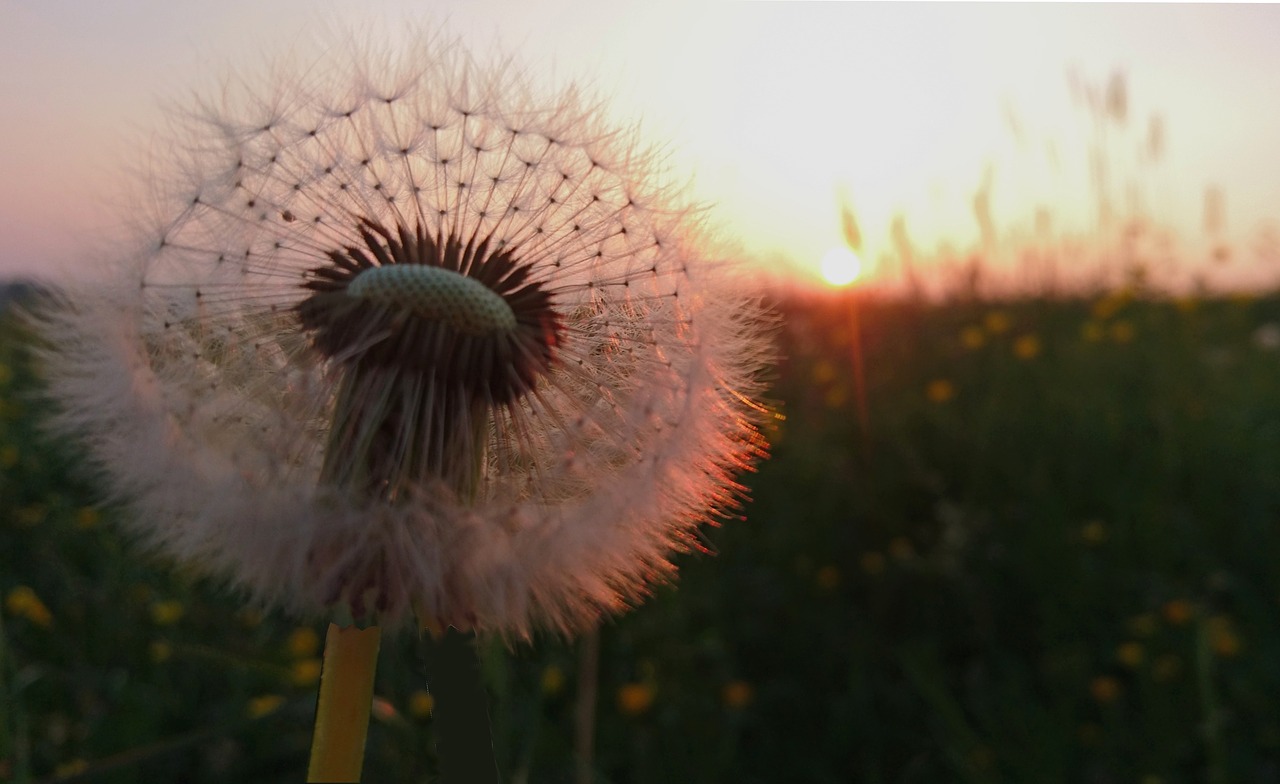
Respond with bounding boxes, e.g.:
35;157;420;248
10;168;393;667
31;29;774;639
347;265;517;335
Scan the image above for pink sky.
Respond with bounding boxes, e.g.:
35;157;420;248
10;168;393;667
3;1;1279;290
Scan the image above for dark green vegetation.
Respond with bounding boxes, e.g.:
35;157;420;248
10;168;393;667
4;286;1280;783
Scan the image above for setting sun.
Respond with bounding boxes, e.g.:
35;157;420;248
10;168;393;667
820;247;862;286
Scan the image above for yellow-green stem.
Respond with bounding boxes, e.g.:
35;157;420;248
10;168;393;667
308;624;382;782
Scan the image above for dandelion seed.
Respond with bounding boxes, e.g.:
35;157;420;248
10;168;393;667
33;32;771;640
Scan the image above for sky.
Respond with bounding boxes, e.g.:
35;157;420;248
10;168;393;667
3;1;1280;291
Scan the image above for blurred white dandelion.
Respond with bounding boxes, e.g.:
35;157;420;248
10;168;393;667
35;32;771;638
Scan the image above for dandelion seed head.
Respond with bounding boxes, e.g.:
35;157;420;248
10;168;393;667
33;30;772;639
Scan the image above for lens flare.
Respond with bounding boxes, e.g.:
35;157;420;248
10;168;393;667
820;247;862;286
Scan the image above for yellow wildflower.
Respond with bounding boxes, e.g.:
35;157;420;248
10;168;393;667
1208;616;1241;657
290;658;322;687
0;445;17;469
53;760;89;778
1013;334;1041;360
722;680;754;710
0;363;11;385
409;689;435;719
926;379;955;403
1081;520;1107;545
247;694;285;719
5;585;53;628
149;640;173;663
149;599;185;626
541;665;566;697
1110;321;1135;343
1115;642;1144;668
286;626;321;658
1089;675;1121;704
74;506;100;530
1081;321;1106;342
1162;599;1194;626
617;683;655;716
15;504;47;527
983;311;1011;334
960;326;985;349
811;359;837;384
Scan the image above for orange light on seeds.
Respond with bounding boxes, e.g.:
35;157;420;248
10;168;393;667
617;683;655;716
926;379;955;403
960;326;985;349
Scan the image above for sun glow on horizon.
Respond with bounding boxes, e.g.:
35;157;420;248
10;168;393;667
820;246;863;286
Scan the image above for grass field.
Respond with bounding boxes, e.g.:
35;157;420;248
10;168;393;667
4;280;1280;783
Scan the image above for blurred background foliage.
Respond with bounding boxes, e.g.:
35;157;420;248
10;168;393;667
5;278;1280;783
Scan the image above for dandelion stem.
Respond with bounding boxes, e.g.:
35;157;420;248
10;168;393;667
307;624;382;783
421;627;500;784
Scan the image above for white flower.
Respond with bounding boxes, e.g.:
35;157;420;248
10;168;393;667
34;34;771;638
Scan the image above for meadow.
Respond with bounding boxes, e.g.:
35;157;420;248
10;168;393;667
4;269;1280;783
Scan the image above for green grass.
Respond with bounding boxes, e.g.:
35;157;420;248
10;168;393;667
4;285;1280;782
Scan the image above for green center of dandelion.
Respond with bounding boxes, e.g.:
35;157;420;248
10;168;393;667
346;265;518;335
296;218;562;506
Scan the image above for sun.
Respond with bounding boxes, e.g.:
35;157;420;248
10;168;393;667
820;246;862;286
